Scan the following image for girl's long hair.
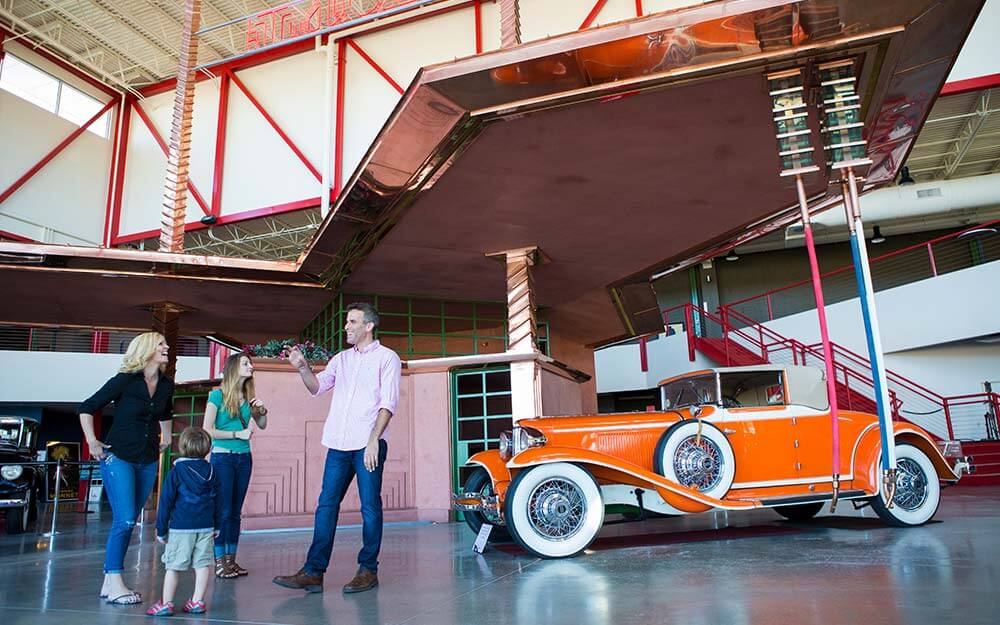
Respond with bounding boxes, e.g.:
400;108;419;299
119;332;167;374
220;353;255;426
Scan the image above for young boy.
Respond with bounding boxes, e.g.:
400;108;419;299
147;427;222;616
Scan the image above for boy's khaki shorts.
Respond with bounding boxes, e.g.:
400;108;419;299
161;531;214;571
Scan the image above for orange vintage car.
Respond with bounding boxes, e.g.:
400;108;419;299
454;365;971;559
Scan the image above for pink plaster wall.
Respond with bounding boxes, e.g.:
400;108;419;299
240;360;452;530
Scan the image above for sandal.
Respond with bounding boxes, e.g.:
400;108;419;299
107;592;143;606
230;559;249;576
146;600;174;615
183;600;206;614
215;557;238;579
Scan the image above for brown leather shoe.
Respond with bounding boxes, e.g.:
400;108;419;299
272;568;323;593
342;569;378;593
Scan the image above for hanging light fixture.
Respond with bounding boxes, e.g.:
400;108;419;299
871;225;886;244
898;166;915;186
725;249;739;261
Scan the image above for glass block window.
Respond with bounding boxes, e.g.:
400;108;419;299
451;366;512;493
160;387;211;486
300;293;511;359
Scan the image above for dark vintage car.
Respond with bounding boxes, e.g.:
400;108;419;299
0;416;43;534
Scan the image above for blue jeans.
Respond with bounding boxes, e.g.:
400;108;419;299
100;453;158;574
304;440;387;575
211;452;253;557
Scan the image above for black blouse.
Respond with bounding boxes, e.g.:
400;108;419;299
79;372;175;464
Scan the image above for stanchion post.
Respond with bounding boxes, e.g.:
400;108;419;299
44;460;62;537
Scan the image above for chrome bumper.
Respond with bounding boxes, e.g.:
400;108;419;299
0;498;28;508
451;491;499;513
953;456;975;476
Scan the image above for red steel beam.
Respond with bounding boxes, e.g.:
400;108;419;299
940;72;1000;96
211;72;231;217
108;98;133;245
138;1;479;99
579;0;608;30
111;195;322;244
102;99;123;246
0;98;116;206
635;0;644;17
228;70;322;182
346;38;404;95
474;0;483;53
334;38;347;196
131;102;212;216
0;229;35;242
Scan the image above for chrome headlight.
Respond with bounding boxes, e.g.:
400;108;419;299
1;465;24;480
512;426;547;455
498;431;513;460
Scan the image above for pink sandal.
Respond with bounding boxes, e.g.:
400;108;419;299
183;600;206;614
146;600;173;616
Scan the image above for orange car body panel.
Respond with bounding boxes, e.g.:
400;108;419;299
469;371;957;512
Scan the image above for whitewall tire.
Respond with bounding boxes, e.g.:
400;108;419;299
653;420;735;500
870;443;941;527
505;462;604;559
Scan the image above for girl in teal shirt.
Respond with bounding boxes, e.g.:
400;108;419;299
201;353;267;578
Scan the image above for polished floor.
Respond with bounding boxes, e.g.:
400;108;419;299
0;487;997;625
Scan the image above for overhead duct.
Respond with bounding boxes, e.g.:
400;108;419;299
768;172;1000;249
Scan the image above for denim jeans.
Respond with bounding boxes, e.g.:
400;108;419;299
304;440;387;575
211;452;253;557
100;453;158;574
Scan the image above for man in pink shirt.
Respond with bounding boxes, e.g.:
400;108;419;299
273;302;401;594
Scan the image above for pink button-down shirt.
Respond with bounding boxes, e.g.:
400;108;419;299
312;340;401;451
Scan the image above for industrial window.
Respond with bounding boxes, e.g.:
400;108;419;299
0;53;110;138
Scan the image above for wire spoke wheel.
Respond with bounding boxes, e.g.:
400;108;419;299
505;463;604;558
654;420;736;501
673;436;725;492
527;478;587;541
894;457;929;512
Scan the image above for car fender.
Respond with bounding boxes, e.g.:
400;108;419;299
506;446;758;513
852;423;959;492
467;450;511;499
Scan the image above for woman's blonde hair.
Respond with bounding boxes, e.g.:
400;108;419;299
119;332;166;374
220;353;255;425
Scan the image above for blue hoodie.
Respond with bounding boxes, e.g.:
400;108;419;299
155;458;223;538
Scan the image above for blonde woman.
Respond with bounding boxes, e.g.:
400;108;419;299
201;353;267;578
79;332;174;606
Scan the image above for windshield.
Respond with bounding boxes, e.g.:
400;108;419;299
660;374;718;409
0;421;21;447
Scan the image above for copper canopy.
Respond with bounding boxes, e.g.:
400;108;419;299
0;0;984;345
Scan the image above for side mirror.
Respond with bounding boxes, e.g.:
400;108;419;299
690;404;703;419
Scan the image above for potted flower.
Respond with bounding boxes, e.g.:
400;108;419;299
244;339;332;366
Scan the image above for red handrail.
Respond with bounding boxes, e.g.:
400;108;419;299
660;303;996;439
726;218;1000;312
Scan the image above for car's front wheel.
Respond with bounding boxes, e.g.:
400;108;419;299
870;443;941;527
461;468;510;542
505;463;604;559
5;490;32;535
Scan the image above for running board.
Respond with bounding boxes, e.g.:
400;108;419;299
753;490;869;507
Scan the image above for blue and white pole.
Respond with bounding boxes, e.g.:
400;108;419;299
841;167;897;503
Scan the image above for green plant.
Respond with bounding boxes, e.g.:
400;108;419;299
244;339;331;362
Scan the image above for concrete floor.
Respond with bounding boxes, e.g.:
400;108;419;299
0;487;997;625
